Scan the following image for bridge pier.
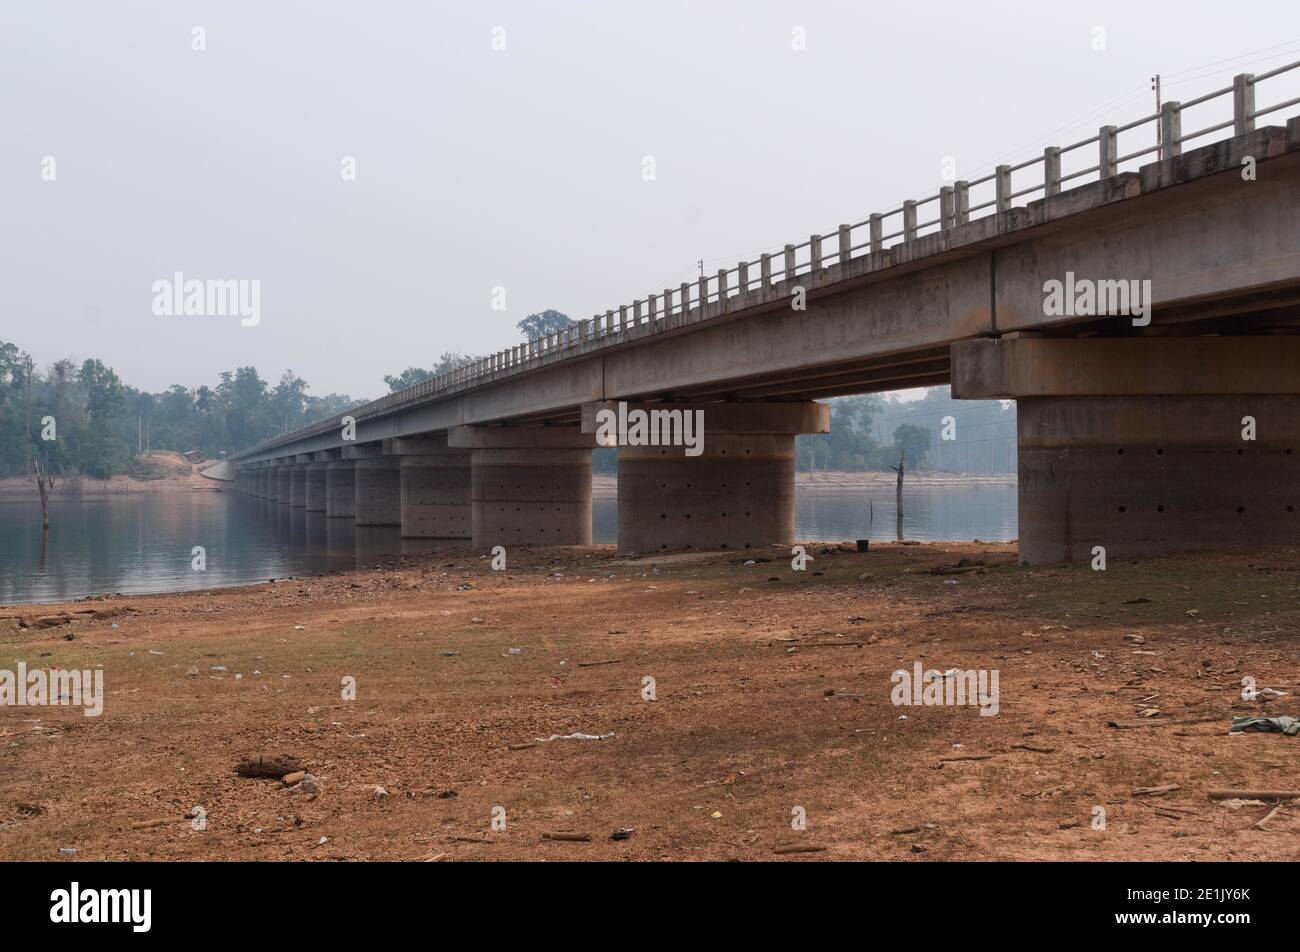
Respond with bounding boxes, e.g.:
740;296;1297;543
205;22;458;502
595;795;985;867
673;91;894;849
583;401;830;553
305;451;336;512
346;443;401;527
274;459;291;503
288;455;311;508
449;426;595;548
326;458;357;519
393;435;472;539
953;336;1300;563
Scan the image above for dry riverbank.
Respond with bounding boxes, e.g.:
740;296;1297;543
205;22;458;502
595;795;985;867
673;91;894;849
0;452;220;499
1;541;1296;861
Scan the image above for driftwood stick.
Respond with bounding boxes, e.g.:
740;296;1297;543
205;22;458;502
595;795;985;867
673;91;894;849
1208;789;1300;802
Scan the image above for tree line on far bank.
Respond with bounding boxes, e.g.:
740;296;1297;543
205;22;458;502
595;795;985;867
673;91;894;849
0;340;361;480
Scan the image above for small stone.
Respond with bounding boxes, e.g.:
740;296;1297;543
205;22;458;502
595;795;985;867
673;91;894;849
373;785;389;801
186;667;200;678
281;771;306;786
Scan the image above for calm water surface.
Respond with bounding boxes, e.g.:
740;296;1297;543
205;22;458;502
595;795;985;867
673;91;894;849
0;483;1015;603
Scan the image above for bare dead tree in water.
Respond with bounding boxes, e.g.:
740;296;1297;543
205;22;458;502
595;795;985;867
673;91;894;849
888;448;906;541
33;456;56;529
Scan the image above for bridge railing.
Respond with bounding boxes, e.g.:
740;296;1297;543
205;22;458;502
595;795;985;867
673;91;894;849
235;61;1300;459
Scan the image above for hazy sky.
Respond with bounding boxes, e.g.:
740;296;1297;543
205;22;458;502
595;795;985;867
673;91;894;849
4;1;1299;399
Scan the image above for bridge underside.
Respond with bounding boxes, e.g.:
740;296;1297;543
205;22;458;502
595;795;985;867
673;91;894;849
230;124;1300;563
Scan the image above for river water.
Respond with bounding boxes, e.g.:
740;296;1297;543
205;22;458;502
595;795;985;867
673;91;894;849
0;483;1016;604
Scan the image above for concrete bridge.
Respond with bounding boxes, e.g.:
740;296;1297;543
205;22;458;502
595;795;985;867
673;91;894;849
231;66;1300;563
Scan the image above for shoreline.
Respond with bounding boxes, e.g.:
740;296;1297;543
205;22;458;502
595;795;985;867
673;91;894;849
1;540;1293;861
0;469;1014;501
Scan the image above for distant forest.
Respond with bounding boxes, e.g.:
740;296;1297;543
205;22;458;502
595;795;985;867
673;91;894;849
0;338;1015;481
0;340;362;479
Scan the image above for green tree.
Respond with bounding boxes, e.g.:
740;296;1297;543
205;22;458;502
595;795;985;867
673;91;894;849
892;423;931;468
516;309;572;341
79;359;125;422
384;367;434;392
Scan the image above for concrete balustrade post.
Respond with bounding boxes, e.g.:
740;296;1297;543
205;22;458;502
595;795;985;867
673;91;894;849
995;165;1012;212
1160;102;1182;160
1233;74;1255;135
1099;126;1118;178
1044;146;1062;196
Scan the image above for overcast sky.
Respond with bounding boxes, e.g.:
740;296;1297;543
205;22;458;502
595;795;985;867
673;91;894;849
3;1;1299;399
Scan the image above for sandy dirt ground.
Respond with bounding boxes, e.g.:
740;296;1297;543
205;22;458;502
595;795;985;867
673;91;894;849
0;452;220;498
1;541;1297;861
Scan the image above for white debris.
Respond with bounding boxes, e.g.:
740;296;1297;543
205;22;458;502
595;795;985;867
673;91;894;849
535;731;615;743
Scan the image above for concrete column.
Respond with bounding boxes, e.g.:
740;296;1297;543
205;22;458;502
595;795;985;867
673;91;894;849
1017;394;1300;563
581;401;830;553
305;450;337;512
448;426;596;548
326;458;357;519
392;434;472;539
952;336;1300;563
275;460;292;504
345;443;401;527
256;465;269;499
289;455;310;508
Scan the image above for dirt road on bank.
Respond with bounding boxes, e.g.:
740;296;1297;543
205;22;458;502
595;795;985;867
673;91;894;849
1;542;1296;860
